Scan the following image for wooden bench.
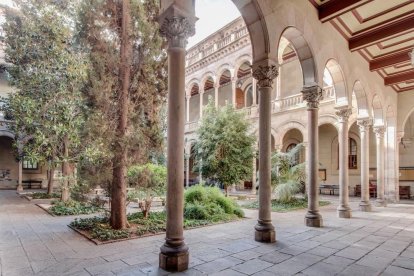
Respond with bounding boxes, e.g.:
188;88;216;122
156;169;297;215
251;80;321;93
22;180;42;189
400;186;411;199
354;183;377;198
319;184;339;195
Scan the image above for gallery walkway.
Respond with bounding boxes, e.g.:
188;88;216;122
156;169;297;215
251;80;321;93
1;190;414;276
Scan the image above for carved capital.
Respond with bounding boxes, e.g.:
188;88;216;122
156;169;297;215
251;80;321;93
301;85;323;109
357;118;372;132
335;108;352;123
160;16;195;48
373;125;386;138
253;65;278;88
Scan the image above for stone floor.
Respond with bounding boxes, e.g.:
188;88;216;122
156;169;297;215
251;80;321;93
1;190;414;276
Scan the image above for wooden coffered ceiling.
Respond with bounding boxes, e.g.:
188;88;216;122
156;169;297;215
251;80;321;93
309;0;414;92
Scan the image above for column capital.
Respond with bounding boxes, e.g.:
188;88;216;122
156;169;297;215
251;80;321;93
302;85;323;109
357;118;372;132
160;16;195;48
335;108;352;123
373;125;386;138
252;63;279;88
397;131;405;142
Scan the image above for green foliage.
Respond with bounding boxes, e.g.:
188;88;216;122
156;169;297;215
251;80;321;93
194;101;255;192
128;211;167;235
49;200;101;216
244;198;330;212
70;216;129;240
70;217;108;230
271;144;306;203
184;185;244;220
127;163;167;197
30;192;60;199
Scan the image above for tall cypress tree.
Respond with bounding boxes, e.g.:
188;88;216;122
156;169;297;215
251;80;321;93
77;0;167;229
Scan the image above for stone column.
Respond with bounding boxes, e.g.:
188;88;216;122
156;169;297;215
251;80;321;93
199;92;203;118
159;14;195;272
214;84;219;108
358;119;372;211
231;78;236;106
186;96;190;123
302;85;323;227
251;155;257;194
395;131;404;202
17;160;23;192
252;79;257;106
336;108;352;218
252;61;278;243
374;126;386;207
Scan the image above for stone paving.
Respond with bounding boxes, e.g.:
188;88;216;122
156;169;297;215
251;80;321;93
1;190;414;276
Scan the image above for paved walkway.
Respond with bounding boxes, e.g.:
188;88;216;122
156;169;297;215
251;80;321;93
1;191;414;276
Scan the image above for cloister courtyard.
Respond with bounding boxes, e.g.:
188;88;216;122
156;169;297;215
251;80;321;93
1;190;414;276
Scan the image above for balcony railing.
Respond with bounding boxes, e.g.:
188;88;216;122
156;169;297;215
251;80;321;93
185;86;336;132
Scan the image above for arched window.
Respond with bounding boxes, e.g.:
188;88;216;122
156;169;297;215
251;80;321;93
349;138;357;169
286;143;300;166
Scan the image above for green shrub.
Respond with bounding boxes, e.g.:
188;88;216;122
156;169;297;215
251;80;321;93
91;227;129;241
31;192;60;199
184;203;208;220
49;200;101;216
184;185;244;220
70;217;107;230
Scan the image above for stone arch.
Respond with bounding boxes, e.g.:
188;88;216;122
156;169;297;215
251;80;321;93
274;121;307;147
230;1;270;63
401;106;414;133
200;72;216;91
186;78;200;97
0;130;14;139
216;63;235;81
319;114;338;130
372;94;384;126
279;26;317;86
324;59;348;106
352;80;370;119
234;55;252;76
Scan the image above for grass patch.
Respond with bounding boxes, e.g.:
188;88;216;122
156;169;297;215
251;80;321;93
30;192;61;199
49;200;102;216
243;198;330;212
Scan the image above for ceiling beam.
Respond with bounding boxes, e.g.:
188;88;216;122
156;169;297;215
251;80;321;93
370;49;413;71
349;14;414;51
384;70;414;86
318;0;372;22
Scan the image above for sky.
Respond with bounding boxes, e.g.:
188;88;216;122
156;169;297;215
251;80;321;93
186;0;241;49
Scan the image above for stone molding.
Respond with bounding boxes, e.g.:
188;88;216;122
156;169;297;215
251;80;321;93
357;118;372;132
335;108;352;123
160;16;195;48
252;65;278;88
302;85;323;109
373;125;386;138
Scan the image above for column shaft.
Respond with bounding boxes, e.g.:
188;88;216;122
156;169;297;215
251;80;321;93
251;155;257;194
214;85;219;108
337;108;352;218
374;126;386;206
302;85;323;227
231;80;236;106
358;119;371;211
186;97;190;123
199;92;203;118
253;63;278;243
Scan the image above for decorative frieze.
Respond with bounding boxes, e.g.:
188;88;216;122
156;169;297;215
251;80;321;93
301;85;323;109
373;125;386;138
252;65;278;88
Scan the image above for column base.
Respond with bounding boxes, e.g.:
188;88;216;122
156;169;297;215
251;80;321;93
359;201;372;212
254;222;276;243
337;206;352;218
159;243;189;272
305;211;323;227
16;185;23;192
375;199;387;207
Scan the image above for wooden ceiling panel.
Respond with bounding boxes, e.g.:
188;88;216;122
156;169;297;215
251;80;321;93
310;0;414;92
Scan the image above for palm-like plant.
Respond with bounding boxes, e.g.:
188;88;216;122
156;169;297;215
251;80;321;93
271;143;306;203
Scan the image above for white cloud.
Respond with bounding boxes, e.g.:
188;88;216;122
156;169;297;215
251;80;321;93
187;0;240;49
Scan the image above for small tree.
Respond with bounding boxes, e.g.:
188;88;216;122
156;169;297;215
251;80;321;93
127;163;166;218
271;143;306;203
194;101;255;196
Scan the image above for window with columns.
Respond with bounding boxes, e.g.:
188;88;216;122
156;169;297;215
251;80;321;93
349;137;357;169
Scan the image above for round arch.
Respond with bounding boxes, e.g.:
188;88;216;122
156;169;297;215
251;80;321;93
274;121;307;146
372;94;384;126
0;130;15;139
186;78;201;97
325;59;348;106
279;26;317;86
319;115;339;130
352;80;370;119
234;55;252;76
200;72;216;91
216;63;235;82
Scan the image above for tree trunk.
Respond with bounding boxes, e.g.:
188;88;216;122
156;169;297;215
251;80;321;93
61;136;70;202
47;163;55;195
110;0;131;230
